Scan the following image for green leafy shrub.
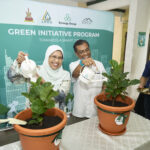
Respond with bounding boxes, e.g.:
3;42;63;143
65;93;73;105
0;103;9;115
22;77;59;125
65;93;74;112
102;60;140;106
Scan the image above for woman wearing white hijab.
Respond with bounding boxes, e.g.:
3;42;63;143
7;45;71;109
37;45;70;93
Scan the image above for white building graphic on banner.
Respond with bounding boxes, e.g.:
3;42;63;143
4;50;27;114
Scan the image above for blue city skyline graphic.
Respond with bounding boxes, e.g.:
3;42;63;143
0;49;27;116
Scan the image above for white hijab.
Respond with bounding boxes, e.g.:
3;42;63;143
37;45;69;90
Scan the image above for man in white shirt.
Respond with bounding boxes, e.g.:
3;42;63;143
69;40;106;118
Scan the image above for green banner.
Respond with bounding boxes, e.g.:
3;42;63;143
0;0;114;130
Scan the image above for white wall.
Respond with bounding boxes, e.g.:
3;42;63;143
126;0;150;99
88;0;150;100
148;4;150;30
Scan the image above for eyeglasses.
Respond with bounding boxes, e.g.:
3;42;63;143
50;55;63;60
77;48;90;55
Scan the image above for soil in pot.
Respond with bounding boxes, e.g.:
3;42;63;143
21;116;62;129
98;100;128;107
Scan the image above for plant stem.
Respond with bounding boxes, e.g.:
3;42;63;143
112;99;115;106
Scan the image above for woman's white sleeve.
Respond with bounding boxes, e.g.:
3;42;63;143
7;59;26;84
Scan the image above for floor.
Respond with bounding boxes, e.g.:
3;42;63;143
0;115;88;146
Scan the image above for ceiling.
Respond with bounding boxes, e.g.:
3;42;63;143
70;0;126;11
70;0;95;2
70;0;107;5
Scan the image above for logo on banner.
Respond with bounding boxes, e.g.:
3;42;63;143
59;13;76;26
42;10;52;24
24;8;33;22
64;14;71;22
82;18;93;24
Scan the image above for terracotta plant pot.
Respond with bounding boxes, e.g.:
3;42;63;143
94;92;135;135
14;108;67;150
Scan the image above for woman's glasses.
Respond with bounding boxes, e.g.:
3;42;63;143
50;55;63;60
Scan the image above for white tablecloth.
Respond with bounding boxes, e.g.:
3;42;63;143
1;112;150;150
0;141;21;150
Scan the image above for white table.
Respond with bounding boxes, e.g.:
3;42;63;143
1;112;150;150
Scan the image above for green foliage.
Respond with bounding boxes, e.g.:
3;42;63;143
0;103;10;115
102;60;140;105
65;93;74;104
22;77;58;125
65;93;74;112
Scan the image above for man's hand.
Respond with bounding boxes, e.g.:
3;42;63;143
72;58;96;78
82;58;96;66
138;84;144;89
138;76;148;89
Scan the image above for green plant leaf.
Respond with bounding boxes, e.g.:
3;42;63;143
21;77;60;125
102;72;110;78
129;79;140;85
103;59;140;105
46;100;55;109
28;119;39;125
21;92;30;98
47;90;59;100
37;116;43;123
65;93;74;104
110;60;118;69
32;113;40;119
39;86;51;102
0;103;10;115
31;99;46;115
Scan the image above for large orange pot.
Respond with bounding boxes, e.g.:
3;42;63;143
14;108;67;150
94;92;135;135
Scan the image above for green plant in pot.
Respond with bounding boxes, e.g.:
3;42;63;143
0;103;10;128
13;77;67;150
0;103;10;115
94;60;139;136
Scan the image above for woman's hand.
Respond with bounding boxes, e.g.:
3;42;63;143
17;51;28;65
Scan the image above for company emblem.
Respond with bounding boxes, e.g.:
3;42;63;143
59;13;76;26
24;8;33;22
42;10;52;24
64;14;71;22
82;18;93;24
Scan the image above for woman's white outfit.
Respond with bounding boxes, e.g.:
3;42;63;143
69;60;106;118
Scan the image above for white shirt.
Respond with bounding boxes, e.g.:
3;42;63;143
69;59;106;118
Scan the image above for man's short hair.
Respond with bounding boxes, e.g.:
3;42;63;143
73;39;89;52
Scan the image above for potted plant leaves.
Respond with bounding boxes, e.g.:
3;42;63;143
94;60;139;135
0;103;10;115
0;103;10;129
13;77;67;150
65;93;73;117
